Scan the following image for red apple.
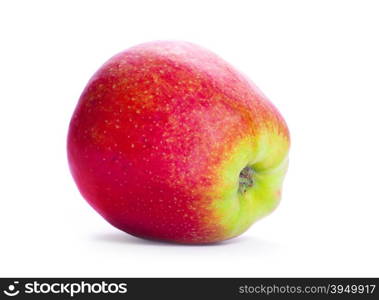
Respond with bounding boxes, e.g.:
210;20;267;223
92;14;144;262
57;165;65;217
67;41;290;244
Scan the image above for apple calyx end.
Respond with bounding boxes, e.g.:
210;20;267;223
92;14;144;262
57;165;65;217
238;166;254;194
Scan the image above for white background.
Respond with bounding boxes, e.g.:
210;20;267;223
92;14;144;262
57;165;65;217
1;0;378;277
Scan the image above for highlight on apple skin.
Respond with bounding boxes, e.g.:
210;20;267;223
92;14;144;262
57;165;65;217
67;41;290;244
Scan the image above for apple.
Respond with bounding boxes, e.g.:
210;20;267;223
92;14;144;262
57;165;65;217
67;41;290;244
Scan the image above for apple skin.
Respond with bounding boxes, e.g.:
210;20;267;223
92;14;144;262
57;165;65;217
67;41;290;244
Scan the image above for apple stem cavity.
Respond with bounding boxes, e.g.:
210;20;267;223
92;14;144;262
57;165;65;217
238;166;254;194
